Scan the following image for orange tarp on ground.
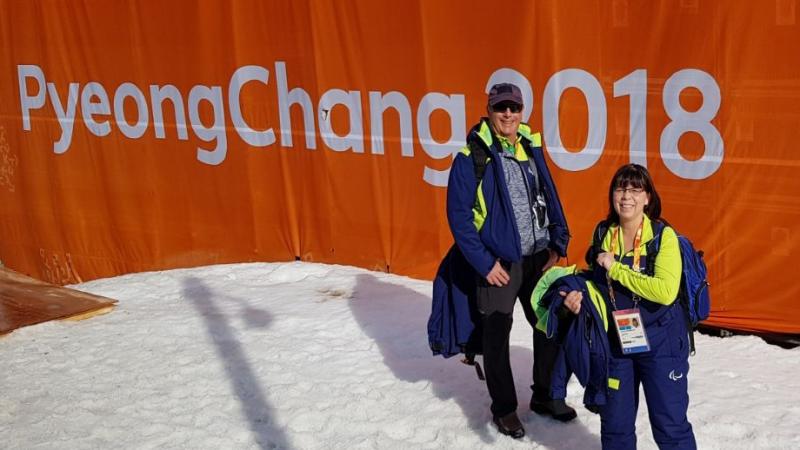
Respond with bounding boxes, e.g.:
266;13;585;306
0;267;116;335
0;1;798;334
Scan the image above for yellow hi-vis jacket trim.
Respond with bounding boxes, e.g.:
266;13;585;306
458;145;489;231
460;120;542;231
600;214;682;305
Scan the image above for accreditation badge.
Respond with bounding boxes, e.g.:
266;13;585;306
612;308;650;354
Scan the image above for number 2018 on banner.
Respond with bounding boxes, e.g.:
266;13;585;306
490;68;723;180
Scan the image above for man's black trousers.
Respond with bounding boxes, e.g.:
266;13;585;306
477;249;561;418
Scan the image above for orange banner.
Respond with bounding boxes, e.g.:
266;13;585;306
1;1;798;334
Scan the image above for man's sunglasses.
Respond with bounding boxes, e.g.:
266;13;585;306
491;101;522;113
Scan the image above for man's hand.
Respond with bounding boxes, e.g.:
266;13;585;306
486;260;510;286
542;248;559;272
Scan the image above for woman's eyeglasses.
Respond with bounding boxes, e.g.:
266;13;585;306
613;187;645;195
491;101;522;113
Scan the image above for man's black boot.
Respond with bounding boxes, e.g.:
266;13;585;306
492;411;525;439
530;396;577;422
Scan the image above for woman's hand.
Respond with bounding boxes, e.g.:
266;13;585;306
560;290;583;314
596;252;616;271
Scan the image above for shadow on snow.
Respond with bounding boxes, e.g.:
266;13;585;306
182;276;291;450
348;273;600;448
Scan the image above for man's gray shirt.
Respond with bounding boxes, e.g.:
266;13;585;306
497;145;550;256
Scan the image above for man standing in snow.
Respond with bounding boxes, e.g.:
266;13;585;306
446;83;574;438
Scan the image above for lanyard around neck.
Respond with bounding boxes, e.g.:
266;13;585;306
606;219;644;310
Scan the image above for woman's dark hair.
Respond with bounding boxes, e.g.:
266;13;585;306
606;164;662;223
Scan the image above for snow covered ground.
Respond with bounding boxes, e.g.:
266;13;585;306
2;262;799;449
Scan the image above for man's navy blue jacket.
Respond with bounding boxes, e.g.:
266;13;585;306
446;120;569;277
429;119;569;357
428;245;479;358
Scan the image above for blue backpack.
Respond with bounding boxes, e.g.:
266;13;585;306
587;219;711;354
649;221;711;353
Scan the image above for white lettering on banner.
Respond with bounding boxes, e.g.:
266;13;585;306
543;68;607;171
47;81;79;154
368;91;414;157
613;69;648;166
275;61;316;149
537;68;722;179
81;82;111;137
114;83;149;139
660;69;723;180
318;89;364;153
417;93;466;187
229;65;275;147
15;63;724;184
18;65;46;130
150;85;189;140
17;63;463;182
188;85;226;165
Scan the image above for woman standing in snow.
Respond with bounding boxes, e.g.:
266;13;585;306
561;164;696;449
